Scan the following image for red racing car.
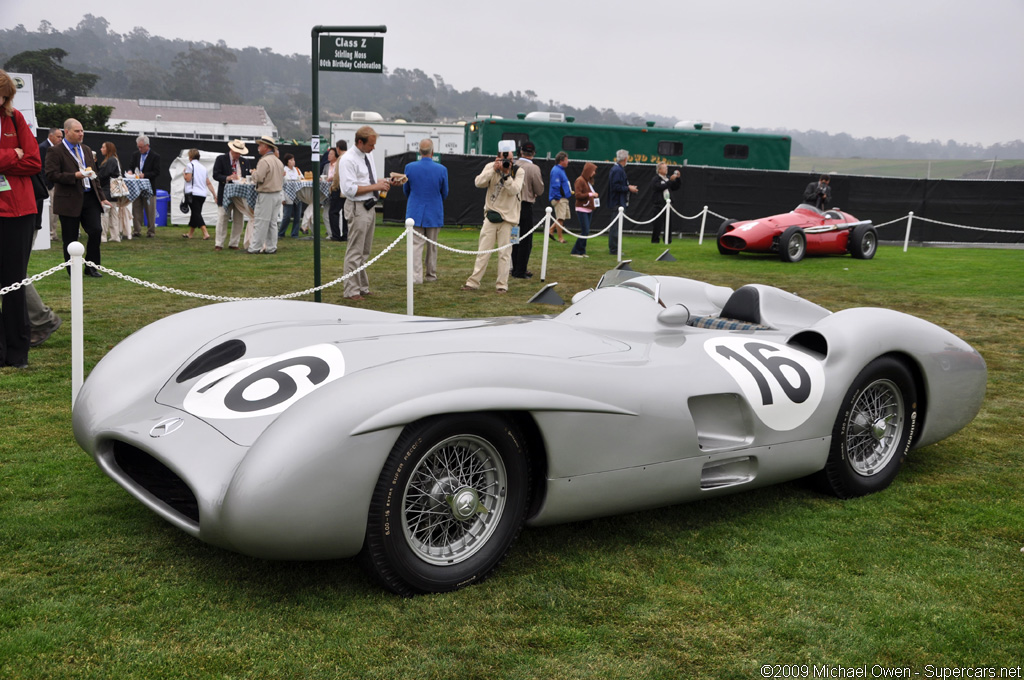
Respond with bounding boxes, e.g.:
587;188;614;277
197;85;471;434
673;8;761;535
717;204;877;262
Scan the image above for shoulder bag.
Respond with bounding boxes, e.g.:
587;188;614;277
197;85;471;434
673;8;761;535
108;158;129;199
180;161;194;213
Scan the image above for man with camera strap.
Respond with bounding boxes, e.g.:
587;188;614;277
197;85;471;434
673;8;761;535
461;140;524;294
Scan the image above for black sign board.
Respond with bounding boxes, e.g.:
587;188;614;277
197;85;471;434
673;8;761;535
317;35;384;73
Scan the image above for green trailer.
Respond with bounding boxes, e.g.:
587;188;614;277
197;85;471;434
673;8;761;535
464;114;791;171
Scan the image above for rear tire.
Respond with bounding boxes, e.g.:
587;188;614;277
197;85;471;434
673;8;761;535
849;224;878;259
818;357;917;499
361;413;530;595
717;219;738;255
780;226;806;262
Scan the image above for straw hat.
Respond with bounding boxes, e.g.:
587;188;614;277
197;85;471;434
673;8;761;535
228;139;248;154
254;135;277;149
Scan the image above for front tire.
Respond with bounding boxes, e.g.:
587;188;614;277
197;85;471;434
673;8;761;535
818;357;918;498
780;226;807;262
361;414;530;595
717;219;738;255
848;224;878;259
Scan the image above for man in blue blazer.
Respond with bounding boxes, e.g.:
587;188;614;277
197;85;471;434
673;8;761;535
402;139;449;283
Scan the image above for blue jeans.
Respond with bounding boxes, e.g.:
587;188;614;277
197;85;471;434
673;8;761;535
278;202;304;237
570;211;591;255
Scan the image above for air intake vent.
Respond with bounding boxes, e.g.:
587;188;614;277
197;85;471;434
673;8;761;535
177;339;246;383
112;442;199;523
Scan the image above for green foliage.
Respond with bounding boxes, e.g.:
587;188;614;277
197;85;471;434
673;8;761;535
167;45;240;105
2;227;1022;677
35;102;125;133
2;47;98;103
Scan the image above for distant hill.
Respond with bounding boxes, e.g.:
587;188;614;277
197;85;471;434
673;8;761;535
3;15;1022;161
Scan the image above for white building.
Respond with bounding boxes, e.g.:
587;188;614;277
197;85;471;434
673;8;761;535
75;97;276;140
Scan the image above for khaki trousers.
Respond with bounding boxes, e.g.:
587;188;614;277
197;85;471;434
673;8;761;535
215;202;245;248
464;220;512;292
343;201;375;298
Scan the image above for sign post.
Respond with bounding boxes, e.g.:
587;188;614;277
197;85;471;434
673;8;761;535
311;25;386;302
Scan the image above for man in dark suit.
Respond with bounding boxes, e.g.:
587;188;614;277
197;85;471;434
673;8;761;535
211;139;250;251
129;134;160;237
44;118;103;277
38;127;63;239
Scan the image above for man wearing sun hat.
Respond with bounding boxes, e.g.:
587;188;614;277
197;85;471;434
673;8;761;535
248;135;284;254
212;139;250;251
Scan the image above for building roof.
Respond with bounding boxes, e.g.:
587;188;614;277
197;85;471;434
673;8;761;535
75;97;273;127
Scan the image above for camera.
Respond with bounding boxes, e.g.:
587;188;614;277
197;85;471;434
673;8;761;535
500;151;513;169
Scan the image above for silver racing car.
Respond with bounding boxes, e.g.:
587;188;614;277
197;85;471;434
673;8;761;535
73;271;986;595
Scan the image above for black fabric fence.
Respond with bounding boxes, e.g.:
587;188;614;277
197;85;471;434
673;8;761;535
384;153;1024;245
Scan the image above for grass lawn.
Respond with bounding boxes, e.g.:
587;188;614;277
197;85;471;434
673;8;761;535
789;156;1024;180
2;221;1022;679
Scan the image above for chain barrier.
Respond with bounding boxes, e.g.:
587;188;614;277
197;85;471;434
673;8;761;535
6;210;1019;303
0;261;71;298
76;230;409;302
619;204;669;226
669;204;708;220
412;215;546;255
909;215;1021;234
560;219;615;239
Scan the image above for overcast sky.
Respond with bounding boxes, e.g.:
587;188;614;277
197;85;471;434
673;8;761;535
6;0;1022;146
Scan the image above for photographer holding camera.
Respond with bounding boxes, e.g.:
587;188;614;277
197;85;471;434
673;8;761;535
462;140;524;293
803;174;832;210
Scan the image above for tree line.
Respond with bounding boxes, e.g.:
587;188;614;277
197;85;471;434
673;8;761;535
2;15;1021;161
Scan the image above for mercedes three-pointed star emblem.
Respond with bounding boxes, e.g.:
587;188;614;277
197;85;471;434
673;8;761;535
150;417;185;437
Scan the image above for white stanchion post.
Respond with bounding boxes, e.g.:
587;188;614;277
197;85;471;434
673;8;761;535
68;241;85;408
616;206;624;263
698;205;708;245
904;212;914;253
406;218;414;316
664;199;672;244
541;207;552;282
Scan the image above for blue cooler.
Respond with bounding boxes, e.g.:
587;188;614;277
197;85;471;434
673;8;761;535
156;190;170;226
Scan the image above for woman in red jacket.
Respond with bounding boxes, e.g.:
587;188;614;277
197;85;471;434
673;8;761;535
0;70;43;369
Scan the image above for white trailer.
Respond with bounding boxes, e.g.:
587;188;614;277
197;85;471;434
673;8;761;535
329;114;465;181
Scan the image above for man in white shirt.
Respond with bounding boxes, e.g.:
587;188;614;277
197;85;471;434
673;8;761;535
337;125;391;300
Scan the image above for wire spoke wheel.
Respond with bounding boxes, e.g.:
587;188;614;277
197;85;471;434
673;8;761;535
819;356;917;498
844;378;904;476
362;414;529;595
402;434;507;566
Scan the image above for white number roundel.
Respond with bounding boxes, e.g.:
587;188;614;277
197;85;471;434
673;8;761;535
704;337;825;431
183;344;345;420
